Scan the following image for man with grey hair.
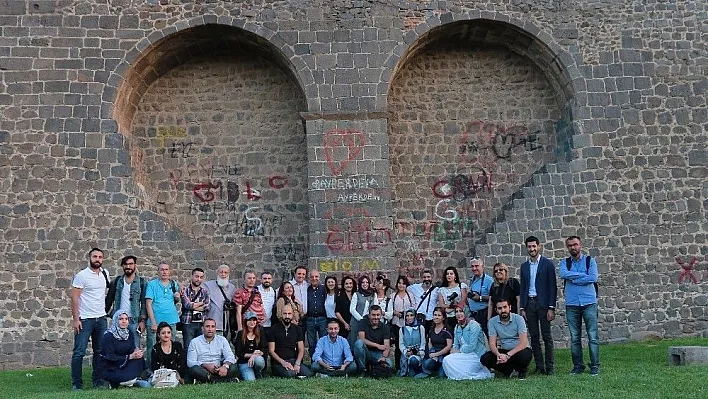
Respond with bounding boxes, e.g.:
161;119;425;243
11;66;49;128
145;262;181;367
233;269;265;331
204;264;237;337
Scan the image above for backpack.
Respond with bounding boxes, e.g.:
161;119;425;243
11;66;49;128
102;270;116;314
370;362;395;379
564;256;598;297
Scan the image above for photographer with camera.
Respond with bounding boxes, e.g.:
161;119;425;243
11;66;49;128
468;258;493;336
407;269;438;333
437;267;468;332
180;267;210;354
398;308;426;377
204;265;237;338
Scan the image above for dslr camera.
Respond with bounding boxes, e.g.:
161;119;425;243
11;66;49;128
192;311;204;323
223;299;236;312
447;291;459;302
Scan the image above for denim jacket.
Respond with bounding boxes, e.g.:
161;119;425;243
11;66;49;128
108;275;147;321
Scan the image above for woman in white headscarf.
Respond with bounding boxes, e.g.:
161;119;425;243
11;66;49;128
442;306;493;380
100;311;151;388
398;308;426;377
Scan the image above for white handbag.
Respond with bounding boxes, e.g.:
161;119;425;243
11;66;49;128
151;368;179;388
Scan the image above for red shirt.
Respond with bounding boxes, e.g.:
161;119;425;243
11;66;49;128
232;286;265;325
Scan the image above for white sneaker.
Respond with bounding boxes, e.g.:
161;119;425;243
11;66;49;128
119;378;137;387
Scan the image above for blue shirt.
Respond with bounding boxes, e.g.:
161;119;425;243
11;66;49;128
528;259;539;297
306;284;327;317
488;313;527;351
453;320;488;357
145;279;180;326
559;254;598;306
467;274;493;312
312;335;353;367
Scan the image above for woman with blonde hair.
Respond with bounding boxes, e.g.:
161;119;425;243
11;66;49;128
486;263;521;321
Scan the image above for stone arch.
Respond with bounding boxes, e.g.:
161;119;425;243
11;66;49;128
102;17;316;131
102;18;312;279
387;15;585;278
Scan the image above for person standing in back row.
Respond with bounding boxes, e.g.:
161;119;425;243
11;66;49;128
560;235;600;376
519;236;557;375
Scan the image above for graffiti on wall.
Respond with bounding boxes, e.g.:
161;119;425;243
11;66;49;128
312;174;382;203
675;255;702;284
324;206;393;253
323;128;366;176
319;258;380;273
458;120;542;163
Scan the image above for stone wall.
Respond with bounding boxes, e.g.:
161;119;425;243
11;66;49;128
0;0;705;369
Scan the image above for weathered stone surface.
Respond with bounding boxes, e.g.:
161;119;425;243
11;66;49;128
0;0;706;369
669;346;708;366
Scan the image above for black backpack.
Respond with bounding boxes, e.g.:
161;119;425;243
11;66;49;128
564;256;598;297
370;362;395;379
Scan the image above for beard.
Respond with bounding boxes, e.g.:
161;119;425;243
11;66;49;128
123;268;135;276
90;260;102;269
217;277;230;287
282;317;292;326
422;280;431;288
500;312;510;320
262;282;271;289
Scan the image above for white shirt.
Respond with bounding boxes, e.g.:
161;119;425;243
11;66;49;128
407;283;438;321
258;284;276;327
117;281;131;316
325;293;336;319
529;258;540;297
290;279;310;315
72;266;109;319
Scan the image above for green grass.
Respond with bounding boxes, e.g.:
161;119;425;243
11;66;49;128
1;338;706;399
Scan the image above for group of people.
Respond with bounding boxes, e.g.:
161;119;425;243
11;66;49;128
70;235;600;389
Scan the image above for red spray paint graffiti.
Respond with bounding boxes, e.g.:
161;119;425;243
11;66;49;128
676;255;699;283
323;128;366;176
324;206;393;253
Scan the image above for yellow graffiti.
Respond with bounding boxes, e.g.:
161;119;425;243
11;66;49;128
319;259;379;272
157;126;187;148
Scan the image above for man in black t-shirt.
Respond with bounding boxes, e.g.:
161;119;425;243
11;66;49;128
267;304;312;378
353;304;394;372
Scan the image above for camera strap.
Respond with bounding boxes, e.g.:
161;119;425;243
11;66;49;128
217;284;230;304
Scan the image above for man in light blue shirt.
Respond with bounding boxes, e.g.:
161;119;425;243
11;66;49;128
467;258;493;335
559;235;599;376
311;319;357;377
187;318;238;383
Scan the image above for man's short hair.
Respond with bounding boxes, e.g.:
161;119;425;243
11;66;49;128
120;255;137;266
261;270;273;277
369;304;382;313
243;269;256;278
192;267;205;275
294;265;308;273
422;268;433;275
525;236;540;245
566;235;581;243
88;247;103;257
327;319;339;327
217;264;230;273
494;298;510;308
202;317;217;326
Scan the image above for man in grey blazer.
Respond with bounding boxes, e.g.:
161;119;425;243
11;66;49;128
519;236;557;375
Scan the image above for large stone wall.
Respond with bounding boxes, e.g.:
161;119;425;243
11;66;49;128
0;0;706;369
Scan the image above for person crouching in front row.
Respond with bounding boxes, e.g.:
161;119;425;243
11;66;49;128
186;318;238;383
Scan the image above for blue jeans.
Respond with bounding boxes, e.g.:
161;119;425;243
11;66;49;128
145;323;176;370
128;320;141;348
71;316;107;388
182;322;202;354
419;356;446;377
238;356;265;381
566;303;600;371
353;339;393;372
305;316;328;359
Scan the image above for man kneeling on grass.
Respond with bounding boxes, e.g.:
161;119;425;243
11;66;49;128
187;318;238;383
480;299;532;379
312;319;358;377
268;304;313;378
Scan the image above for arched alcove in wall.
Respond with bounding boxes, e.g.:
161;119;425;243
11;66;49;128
388;19;577;278
111;24;309;276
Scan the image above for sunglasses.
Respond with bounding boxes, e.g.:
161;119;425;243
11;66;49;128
494;269;505;273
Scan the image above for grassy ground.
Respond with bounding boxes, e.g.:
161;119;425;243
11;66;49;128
1;338;706;399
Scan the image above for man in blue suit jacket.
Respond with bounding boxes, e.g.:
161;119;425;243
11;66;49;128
519;236;557;375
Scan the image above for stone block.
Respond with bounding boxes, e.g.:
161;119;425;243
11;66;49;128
669;346;708;366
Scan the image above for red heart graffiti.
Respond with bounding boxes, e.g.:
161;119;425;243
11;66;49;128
323;128;366;176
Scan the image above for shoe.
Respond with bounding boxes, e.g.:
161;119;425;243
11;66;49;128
72;386;82;391
315;373;330;378
518;371;527;380
93;380;111;390
531;368;546;375
590;367;599;376
509;370;519;378
119;378;137;387
546;369;554;376
570;367;584;375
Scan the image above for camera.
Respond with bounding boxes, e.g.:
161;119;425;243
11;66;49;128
409;346;420;354
447;292;459;302
223;300;236;312
192;311;204;323
471;290;480;298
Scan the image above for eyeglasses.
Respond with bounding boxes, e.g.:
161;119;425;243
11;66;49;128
124;262;136;266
